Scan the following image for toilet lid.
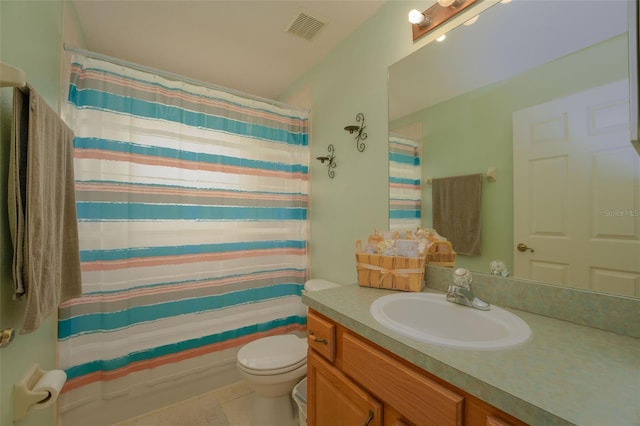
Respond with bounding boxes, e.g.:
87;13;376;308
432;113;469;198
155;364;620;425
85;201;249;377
237;335;307;372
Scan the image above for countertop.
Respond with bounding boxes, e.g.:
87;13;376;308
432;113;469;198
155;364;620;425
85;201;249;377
302;284;640;426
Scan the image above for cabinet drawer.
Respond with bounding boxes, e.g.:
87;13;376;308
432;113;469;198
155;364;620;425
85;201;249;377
342;332;464;426
487;416;517;426
307;311;336;362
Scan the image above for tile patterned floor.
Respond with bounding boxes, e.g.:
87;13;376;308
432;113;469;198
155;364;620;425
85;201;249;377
115;381;252;426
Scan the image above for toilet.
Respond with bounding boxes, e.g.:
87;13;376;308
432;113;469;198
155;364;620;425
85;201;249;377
236;279;339;426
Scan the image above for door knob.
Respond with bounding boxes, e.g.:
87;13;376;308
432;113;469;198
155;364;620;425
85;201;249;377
517;243;534;253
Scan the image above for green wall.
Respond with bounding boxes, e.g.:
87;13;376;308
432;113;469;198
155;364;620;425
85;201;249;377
0;0;421;421
1;1;63;425
284;0;634;284
281;0;433;284
391;34;629;274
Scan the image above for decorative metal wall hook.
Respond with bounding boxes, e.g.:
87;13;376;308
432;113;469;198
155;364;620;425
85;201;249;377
344;112;367;152
316;144;337;178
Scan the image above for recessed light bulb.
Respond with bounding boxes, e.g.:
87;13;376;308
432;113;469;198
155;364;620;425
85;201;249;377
436;34;447;42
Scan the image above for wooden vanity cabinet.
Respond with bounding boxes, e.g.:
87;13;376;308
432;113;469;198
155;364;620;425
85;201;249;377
307;350;383;426
342;331;463;425
306;310;527;426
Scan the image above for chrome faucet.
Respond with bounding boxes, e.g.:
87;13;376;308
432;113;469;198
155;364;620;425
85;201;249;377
446;268;490;311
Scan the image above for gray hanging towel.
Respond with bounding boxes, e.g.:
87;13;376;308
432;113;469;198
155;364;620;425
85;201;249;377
432;173;483;256
8;85;82;334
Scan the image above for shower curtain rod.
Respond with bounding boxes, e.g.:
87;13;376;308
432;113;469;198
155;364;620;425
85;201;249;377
63;43;309;113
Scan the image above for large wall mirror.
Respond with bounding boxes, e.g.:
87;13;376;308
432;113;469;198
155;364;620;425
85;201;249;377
389;0;639;298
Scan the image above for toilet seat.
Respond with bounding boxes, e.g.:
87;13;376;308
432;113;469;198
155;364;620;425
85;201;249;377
237;334;307;376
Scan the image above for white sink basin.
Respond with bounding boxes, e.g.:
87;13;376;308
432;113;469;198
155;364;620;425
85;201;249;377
370;292;531;350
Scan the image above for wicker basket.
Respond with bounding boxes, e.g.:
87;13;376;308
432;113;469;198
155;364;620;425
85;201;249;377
355;241;426;292
426;240;456;268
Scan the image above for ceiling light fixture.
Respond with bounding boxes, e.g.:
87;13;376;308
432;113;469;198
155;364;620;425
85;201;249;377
409;0;477;42
436;34;447;42
408;9;432;27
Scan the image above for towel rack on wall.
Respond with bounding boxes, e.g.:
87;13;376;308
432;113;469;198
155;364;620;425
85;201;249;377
0;62;27;90
426;167;497;185
0;61;26;347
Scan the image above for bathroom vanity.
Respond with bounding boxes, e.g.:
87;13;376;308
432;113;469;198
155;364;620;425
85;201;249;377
306;309;525;426
302;284;639;425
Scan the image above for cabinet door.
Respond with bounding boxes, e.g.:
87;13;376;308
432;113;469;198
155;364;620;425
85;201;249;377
307;350;383;426
342;332;463;426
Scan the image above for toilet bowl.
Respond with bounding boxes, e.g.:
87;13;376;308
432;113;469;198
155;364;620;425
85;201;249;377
236;279;339;426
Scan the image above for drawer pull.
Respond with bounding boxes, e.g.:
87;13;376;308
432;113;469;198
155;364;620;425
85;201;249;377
309;330;328;344
364;409;374;426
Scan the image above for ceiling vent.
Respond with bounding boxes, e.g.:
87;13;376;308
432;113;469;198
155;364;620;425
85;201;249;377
284;12;328;41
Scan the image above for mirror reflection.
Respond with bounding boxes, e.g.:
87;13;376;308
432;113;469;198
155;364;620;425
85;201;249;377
389;0;639;298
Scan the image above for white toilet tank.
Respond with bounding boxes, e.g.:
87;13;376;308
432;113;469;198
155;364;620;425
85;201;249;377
303;279;339;292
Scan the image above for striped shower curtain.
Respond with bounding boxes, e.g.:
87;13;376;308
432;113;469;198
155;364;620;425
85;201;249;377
58;55;309;411
389;134;422;232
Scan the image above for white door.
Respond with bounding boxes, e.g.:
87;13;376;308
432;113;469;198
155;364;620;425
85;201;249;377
513;80;640;297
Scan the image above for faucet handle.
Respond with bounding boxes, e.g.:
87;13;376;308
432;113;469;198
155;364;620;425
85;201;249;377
453;268;473;288
447;285;463;294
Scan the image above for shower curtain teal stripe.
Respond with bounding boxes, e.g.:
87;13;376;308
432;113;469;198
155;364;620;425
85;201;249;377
390;176;421;185
65;315;306;381
59;54;310;398
59;284;302;339
58;268;306;307
75;202;307;221
68;82;308;146
67;62;307;125
74;137;309;174
80;241;306;262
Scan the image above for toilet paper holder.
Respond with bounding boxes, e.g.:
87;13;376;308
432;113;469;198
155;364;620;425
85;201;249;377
14;364;66;422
